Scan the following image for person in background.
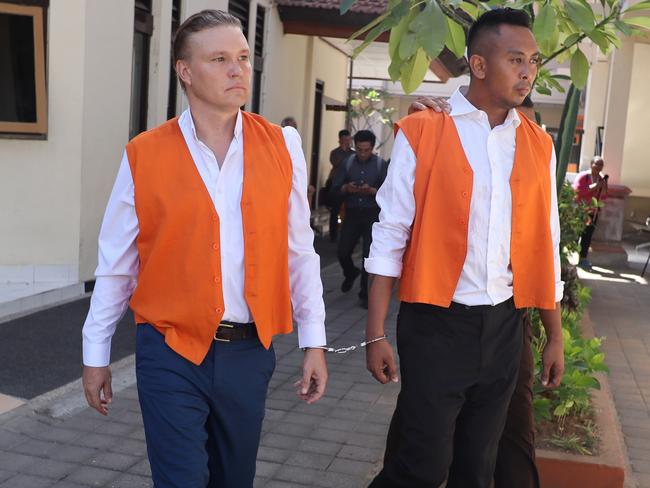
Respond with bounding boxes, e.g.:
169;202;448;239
281;116;298;130
325;129;355;241
573;156;608;269
331;129;387;308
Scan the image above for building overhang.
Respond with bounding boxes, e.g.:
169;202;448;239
276;1;468;78
277;5;389;41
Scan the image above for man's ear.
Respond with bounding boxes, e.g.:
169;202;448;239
468;54;487;80
176;59;192;88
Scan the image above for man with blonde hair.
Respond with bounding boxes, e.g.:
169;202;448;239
81;10;328;487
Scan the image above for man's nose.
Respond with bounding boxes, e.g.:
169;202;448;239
229;62;243;77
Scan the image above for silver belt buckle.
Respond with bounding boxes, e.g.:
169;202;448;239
214;322;234;342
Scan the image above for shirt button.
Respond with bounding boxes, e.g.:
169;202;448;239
212;243;219;250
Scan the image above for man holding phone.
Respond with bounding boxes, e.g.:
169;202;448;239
573;156;608;269
331;130;387;308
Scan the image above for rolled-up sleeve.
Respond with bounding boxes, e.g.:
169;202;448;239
364;130;417;278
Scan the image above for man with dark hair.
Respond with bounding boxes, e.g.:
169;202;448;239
280;116;298;129
365;8;564;488
325;129;355;241
332;129;387;308
81;10;328;487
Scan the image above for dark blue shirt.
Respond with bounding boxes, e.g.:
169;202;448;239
331;154;387;209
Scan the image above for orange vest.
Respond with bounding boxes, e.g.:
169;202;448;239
396;110;556;310
126;112;294;365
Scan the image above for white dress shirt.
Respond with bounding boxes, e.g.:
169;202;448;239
82;109;326;367
365;88;563;306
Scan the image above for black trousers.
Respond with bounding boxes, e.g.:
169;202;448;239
370;299;523;488
328;205;340;241
494;313;540;488
337;207;379;298
579;223;596;258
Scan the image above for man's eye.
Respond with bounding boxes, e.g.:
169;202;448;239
240;55;249;61
511;57;522;64
213;57;225;62
531;57;540;65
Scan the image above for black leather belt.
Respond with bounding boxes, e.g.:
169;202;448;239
214;321;258;342
449;296;516;312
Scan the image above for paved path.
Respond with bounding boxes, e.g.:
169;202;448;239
0;262;399;488
2;245;650;487
579;261;650;488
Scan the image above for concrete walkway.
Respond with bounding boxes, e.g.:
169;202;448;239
579;258;650;488
2;248;650;487
0;261;400;488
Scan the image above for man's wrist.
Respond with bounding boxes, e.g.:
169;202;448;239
366;327;385;341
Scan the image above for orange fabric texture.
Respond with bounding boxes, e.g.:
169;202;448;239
396;109;556;310
126;112;293;365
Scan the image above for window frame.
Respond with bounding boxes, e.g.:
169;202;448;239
0;1;48;136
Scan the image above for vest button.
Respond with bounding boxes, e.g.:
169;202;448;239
212;243;219;250
215;308;223;314
459;219;465;225
462;191;468;198
212;214;218;222
213;276;221;283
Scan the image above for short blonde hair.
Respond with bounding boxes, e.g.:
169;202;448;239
172;10;242;89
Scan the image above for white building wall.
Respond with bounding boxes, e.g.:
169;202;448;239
0;0;349;296
621;42;650;198
262;8;348;191
0;0;88;284
147;0;174;129
78;0;135;281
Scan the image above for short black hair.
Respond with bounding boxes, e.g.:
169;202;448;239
353;130;376;147
520;95;534;108
467;8;531;58
338;129;351;138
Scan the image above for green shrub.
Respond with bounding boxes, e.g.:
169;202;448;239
531;184;609;451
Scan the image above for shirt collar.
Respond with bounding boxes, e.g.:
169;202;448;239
183;107;243;144
449;87;521;129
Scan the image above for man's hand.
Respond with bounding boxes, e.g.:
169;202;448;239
342;183;359;193
295;348;328;404
82;365;113;415
359;184;377;196
539;305;564;388
366;339;398;384
408;96;452;115
541;337;564;388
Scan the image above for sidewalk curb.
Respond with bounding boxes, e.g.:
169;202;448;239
9;257;348;421
29;354;137;419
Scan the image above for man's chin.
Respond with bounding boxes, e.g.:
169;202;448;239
507;94;527;110
221;89;248;104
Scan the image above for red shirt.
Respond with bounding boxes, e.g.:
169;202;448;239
573;171;608;205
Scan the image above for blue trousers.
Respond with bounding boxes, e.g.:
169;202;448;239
135;324;276;488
